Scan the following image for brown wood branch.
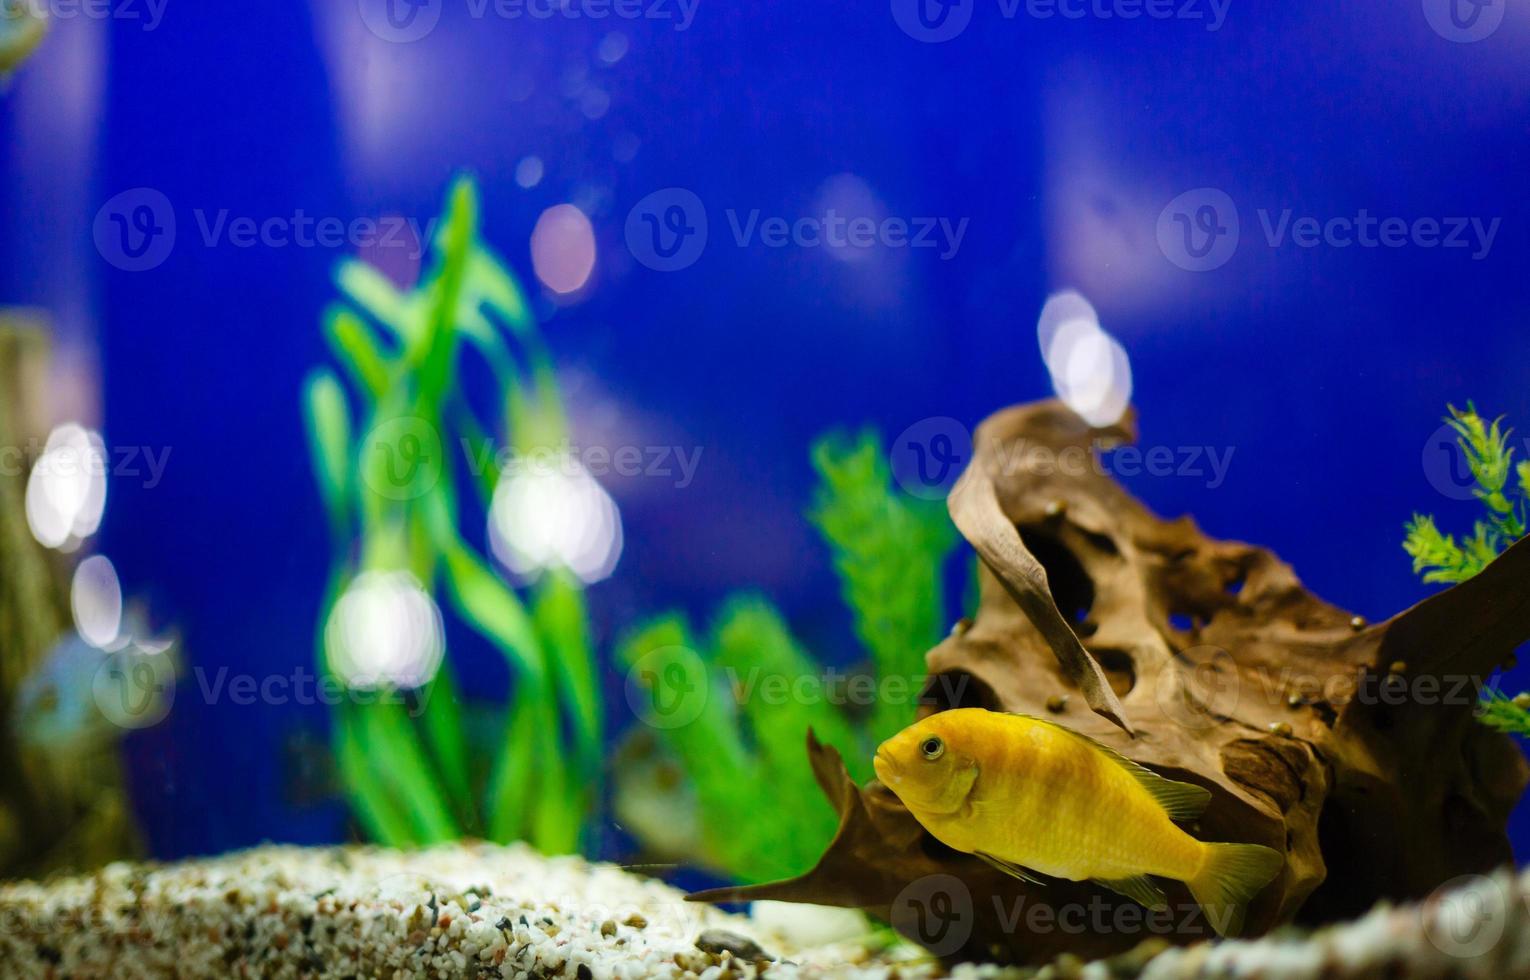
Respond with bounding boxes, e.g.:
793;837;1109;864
948;407;1134;734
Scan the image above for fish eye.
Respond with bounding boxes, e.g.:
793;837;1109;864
920;736;945;761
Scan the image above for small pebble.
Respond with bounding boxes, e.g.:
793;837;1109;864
1269;721;1293;737
950;618;973;637
1044;499;1067;519
1350;616;1367;631
696;930;772;963
1045;694;1070;713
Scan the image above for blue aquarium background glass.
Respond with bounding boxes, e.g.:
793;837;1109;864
2;2;1527;862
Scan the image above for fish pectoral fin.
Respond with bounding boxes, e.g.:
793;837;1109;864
975;852;1048;885
1094;875;1168;911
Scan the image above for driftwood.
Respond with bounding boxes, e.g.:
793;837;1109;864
693;400;1530;965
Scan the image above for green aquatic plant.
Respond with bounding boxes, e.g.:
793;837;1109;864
1404;403;1530;738
302;176;600;852
617;431;960;883
808;431;960;745
1403;404;1529;584
1477;689;1530;738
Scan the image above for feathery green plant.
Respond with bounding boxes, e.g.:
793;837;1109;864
1403;403;1530;737
1477;689;1530;738
303;176;601;852
1404;404;1529;584
617;430;961;883
809;431;960;745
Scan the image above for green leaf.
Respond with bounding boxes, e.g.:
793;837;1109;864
467;247;534;336
417;662;474;830
335;705;418;846
486;683;542;843
533;570;602;772
430;498;546;684
336;259;417;342
303;369;352;540
324;305;393;400
354;700;460;843
413;178;477;416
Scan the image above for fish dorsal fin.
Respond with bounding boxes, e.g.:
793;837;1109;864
1094;875;1168;911
1008;712;1211;822
975;851;1049;885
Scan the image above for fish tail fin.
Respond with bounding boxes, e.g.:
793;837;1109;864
1186;842;1283;938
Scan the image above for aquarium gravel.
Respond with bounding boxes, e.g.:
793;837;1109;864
0;841;962;979
1;841;1526;979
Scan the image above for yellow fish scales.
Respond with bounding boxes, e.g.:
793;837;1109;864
873;708;1283;937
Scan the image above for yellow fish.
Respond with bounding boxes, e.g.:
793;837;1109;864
873;708;1283;937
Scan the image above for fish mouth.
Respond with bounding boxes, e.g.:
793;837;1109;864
873;748;902;784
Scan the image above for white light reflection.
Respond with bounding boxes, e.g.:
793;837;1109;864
324;571;445;690
515;156;544;189
1036;290;1099;370
25;424;107;550
530;204;597;296
1037;292;1133;428
71;554;122;649
488;456;622;584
